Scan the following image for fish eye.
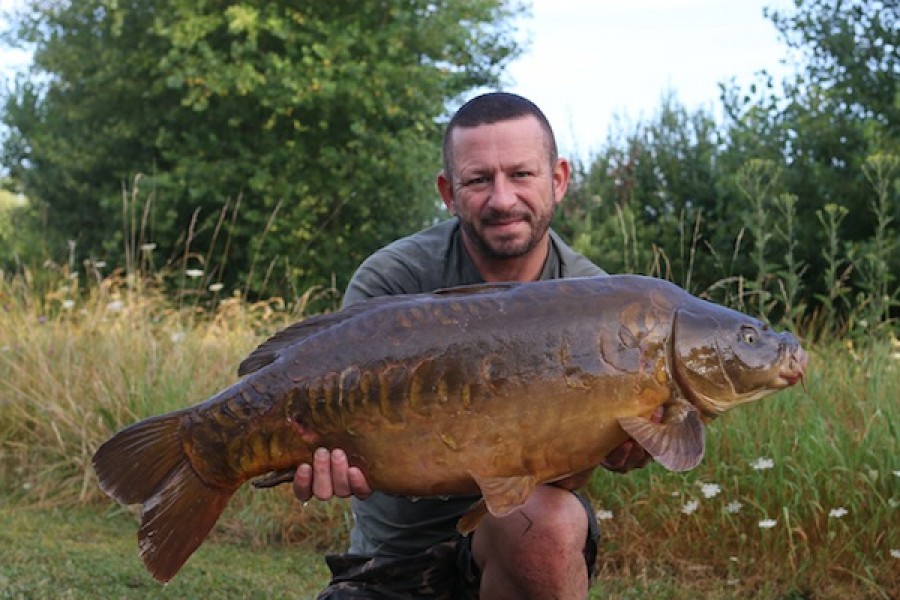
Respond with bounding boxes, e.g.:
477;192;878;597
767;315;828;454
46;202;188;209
740;325;758;344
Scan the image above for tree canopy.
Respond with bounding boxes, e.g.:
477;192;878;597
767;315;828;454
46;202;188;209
2;0;524;297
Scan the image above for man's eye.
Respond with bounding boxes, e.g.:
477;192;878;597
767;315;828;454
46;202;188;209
464;176;488;186
512;171;532;178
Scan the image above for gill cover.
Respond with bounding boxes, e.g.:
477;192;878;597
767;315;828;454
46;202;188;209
670;305;787;415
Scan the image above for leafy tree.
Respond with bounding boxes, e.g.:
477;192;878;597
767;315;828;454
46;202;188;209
2;0;524;298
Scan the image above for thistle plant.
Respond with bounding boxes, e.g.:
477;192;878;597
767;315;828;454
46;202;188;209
857;154;899;336
735;159;779;319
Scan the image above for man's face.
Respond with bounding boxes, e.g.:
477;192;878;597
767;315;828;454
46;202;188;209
438;116;569;260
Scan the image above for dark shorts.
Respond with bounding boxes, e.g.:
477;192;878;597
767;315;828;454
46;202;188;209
317;492;600;599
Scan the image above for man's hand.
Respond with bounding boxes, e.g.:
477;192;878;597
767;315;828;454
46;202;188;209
600;406;665;474
293;447;373;502
550;467;596;491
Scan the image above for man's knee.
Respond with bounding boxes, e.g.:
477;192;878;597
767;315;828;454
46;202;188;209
521;485;589;546
473;486;590;567
471;487;596;597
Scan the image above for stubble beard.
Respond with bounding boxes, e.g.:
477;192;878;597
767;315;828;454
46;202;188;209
460;197;557;260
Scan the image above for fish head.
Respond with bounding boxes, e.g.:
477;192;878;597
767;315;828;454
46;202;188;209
670;304;807;418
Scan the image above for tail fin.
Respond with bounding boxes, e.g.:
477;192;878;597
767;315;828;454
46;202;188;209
92;412;237;583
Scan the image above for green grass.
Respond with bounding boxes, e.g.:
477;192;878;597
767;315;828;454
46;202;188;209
0;499;330;599
1;497;893;599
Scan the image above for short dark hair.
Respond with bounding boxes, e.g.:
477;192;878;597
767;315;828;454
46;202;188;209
442;92;559;184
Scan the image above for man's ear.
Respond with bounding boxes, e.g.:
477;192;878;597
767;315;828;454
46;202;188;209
437;171;455;214
552;158;571;206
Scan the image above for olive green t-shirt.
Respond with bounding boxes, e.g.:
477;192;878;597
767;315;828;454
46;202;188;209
342;218;605;556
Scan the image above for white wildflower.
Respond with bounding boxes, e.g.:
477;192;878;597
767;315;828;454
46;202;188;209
701;483;721;499
106;300;124;313
94;260;107;268
185;268;204;278
758;519;777;529
170;331;186;344
208;282;224;292
681;500;699;515
891;549;900;559
751;457;775;471
140;243;157;252
828;507;848;519
893;470;900;478
62;300;75;310
727;578;740;586
889;498;899;508
725;500;744;514
595;509;614;521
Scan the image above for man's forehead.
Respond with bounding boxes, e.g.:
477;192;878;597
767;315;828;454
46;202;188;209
449;114;545;141
449;117;549;164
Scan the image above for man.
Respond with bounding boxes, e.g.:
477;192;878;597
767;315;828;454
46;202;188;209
295;92;651;598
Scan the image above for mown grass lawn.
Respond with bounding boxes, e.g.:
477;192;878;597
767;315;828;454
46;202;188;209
0;500;330;599
1;499;709;600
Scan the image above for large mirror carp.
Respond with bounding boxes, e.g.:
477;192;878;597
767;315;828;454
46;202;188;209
92;274;807;582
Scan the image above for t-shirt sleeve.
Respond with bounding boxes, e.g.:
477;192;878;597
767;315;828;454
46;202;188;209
342;248;423;308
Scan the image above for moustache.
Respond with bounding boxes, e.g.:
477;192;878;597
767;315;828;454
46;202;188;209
481;209;533;225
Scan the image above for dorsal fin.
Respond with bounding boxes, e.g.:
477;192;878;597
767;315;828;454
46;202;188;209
238;283;520;377
237;295;400;376
433;281;520;296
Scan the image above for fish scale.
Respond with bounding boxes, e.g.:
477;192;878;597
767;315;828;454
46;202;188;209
92;274;807;583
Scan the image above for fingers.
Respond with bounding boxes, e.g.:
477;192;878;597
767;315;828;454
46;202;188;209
293;462;314;502
601;438;652;473
348;466;373;499
292;447;372;502
602;405;667;473
600;440;636;472
309;447;335;499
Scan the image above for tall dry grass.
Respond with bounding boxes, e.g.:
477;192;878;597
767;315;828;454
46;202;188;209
0;266;352;548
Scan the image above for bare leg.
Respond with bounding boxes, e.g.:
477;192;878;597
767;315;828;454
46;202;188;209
472;485;590;599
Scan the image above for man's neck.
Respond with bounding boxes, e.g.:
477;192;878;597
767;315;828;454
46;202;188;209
462;234;551;283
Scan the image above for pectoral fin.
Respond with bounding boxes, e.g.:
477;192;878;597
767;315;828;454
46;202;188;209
618;400;705;472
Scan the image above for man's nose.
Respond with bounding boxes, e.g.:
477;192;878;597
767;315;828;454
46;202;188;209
487;174;517;210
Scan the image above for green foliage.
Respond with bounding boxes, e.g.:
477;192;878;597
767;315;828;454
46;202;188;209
720;0;899;320
1;0;524;297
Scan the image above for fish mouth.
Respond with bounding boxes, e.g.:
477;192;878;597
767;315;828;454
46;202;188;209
778;346;808;388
